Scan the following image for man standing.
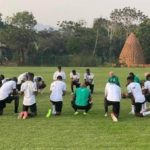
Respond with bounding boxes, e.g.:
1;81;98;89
53;66;66;81
105;82;121;122
46;76;66;117
84;68;94;94
70;69;80;94
0;77;19;115
72;82;93;115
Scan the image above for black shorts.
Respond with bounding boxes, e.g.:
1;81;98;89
0;95;16;110
23;103;37;113
145;94;150;102
51;101;63;113
135;102;144;114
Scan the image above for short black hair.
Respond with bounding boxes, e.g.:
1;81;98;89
57;75;62;80
12;77;17;82
0;74;5;80
127;76;134;81
129;72;135;77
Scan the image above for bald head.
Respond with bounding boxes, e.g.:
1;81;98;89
109;71;114;77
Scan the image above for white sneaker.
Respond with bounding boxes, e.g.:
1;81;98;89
104;113;108;117
111;113;118;122
128;111;135;115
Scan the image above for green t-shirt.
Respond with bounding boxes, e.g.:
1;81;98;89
75;87;90;106
134;76;140;84
108;75;120;86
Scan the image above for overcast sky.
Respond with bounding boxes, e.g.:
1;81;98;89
1;0;150;27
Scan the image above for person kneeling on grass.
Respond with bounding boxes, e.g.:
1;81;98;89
18;72;38;119
71;82;93;115
46;75;66;117
123;76;150;117
0;77;19;115
104;81;121;122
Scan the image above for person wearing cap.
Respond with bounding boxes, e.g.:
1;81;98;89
84;68;94;94
70;69;80;94
46;75;66;117
0;77;19;115
53;66;66;81
71;82;93;115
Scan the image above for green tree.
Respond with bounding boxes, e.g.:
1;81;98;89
110;7;148;36
0;11;37;65
137;19;150;63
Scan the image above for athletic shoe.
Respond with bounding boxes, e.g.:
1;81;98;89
104;113;108;117
128;111;135;115
71;92;74;95
111;113;118;122
23;111;28;119
46;109;52;118
83;112;87;115
18;112;24;119
74;111;79;115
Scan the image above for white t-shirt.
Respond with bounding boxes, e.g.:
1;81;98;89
105;83;121;102
0;80;16;100
17;72;28;84
53;71;66;81
127;82;145;103
21;81;37;106
70;72;80;81
84;73;94;84
144;80;150;92
50;80;66;102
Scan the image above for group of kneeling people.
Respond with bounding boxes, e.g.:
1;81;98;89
1;70;150;122
105;72;150;122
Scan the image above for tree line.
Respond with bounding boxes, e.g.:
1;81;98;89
0;7;150;66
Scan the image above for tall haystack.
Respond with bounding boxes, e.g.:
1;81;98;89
119;33;145;66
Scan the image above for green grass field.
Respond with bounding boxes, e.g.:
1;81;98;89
1;66;150;150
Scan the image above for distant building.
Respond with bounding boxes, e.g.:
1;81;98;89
119;33;145;67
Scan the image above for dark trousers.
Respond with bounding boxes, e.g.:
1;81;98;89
104;98;120;118
71;81;80;92
23;103;37;117
0;95;19;115
71;101;92;113
85;82;94;94
51;101;63;114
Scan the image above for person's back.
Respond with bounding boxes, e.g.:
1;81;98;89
21;80;37;105
127;82;145;103
50;80;66;102
0;80;16;100
105;83;121;102
75;87;90;106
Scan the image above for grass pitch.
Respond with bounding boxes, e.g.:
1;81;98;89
0;66;150;150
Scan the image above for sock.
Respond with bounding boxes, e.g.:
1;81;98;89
143;111;150;116
131;105;135;113
52;105;56;115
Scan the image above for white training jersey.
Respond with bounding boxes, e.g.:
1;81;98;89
105;82;121;102
127;82;145;103
70;72;80;81
144;80;150;93
53;71;66;81
84;73;94;84
0;80;16;100
21;81;37;106
17;72;28;84
50;80;66;102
